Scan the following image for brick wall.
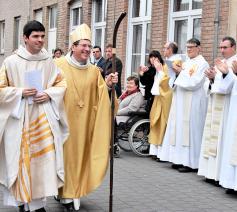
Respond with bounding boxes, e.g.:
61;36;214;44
151;0;169;54
0;0;233;78
57;0;70;52
31;0;58;50
0;0;29;64
201;0;230;64
105;0;128;85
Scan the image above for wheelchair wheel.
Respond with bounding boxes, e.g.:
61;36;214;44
128;119;150;157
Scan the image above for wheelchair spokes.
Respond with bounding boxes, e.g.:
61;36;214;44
128;119;150;157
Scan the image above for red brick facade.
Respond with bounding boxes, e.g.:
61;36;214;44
0;0;234;81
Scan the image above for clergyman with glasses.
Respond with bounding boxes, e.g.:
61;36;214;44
54;23;116;211
198;36;237;188
159;38;209;173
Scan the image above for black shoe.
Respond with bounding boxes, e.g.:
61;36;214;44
35;208;46;212
171;164;183;169
178;166;193;173
54;195;60;202
156;158;166;163
151;155;157;160
113;144;120;158
18;205;30;212
141;148;149;154
63;202;75;212
18;205;25;212
205;178;220;186
226;189;237;194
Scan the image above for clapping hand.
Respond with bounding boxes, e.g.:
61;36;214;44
139;65;149;76
153;58;163;72
215;58;229;74
172;63;182;74
232;60;237;74
204;67;216;80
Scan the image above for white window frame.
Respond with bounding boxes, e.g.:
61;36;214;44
48;5;57;55
0;21;5;54
168;0;202;53
69;1;82;32
35;9;43;23
91;0;107;55
126;0;152;76
49;5;57;30
14;16;21;50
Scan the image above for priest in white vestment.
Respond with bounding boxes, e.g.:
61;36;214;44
219;72;237;193
0;21;68;212
159;38;209;172
163;41;184;87
198;37;237;183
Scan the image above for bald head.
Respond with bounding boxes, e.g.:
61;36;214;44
163;42;178;58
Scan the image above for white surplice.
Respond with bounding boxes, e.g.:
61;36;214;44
159;55;209;168
166;54;183;88
198;55;237;180
219;73;237;190
150;54;183;157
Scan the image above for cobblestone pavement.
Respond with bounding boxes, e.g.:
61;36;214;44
1;151;237;212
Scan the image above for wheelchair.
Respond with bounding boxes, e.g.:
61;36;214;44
115;110;150;157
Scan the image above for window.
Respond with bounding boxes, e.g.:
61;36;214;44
70;1;82;33
14;17;21;50
35;9;43;23
168;0;202;53
48;5;57;55
127;0;152;75
49;6;57;29
0;21;5;54
92;0;107;54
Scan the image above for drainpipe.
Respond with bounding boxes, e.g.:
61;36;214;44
212;0;220;64
27;0;31;21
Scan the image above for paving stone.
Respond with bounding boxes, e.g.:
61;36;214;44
1;151;237;211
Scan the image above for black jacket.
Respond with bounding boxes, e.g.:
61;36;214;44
139;66;156;100
103;57;123;97
95;57;106;70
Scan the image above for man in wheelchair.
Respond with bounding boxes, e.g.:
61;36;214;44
115;76;150;157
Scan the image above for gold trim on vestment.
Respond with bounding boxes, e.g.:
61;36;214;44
203;94;225;158
12;113;55;202
30;131;53;145
31;144;55;158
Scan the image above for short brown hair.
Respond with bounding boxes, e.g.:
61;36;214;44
127;76;139;88
106;44;113;49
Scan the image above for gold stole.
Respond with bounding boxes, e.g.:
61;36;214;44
203;94;225;158
12;113;54;202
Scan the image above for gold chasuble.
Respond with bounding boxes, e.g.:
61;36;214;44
55;56;111;198
149;65;173;146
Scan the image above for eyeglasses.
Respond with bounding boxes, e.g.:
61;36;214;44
93;51;100;53
218;46;231;49
186;45;198;49
78;43;93;49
